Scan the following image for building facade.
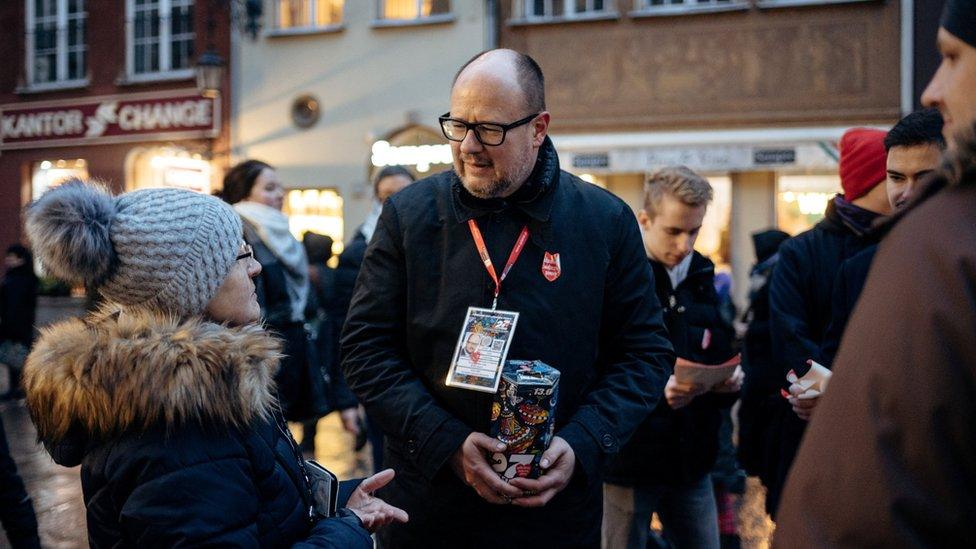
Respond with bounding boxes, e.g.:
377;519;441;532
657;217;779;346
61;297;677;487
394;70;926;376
231;0;493;250
499;0;930;307
0;0;233;256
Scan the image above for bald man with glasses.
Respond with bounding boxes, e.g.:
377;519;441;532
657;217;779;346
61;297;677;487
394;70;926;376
341;49;672;548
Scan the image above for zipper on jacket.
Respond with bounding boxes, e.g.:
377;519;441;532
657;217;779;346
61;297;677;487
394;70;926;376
272;399;317;523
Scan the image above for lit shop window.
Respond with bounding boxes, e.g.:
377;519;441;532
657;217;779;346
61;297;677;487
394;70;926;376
633;0;746;15
276;0;343;29
32;159;88;201
517;0;610;19
699;176;731;269
25;0;87;88
577;173;607;188
126;0;194;80
378;0;450;21
284;189;345;256
776;174;840;236
127;147;212;194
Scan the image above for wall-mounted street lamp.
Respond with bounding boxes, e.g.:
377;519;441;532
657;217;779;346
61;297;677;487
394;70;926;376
194;0;262;97
195;49;225;99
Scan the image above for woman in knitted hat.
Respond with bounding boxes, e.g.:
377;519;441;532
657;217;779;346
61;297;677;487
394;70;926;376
219;160;326;427
21;180;407;547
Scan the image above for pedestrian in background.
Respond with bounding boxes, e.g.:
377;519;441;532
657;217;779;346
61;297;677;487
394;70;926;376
603;167;740;549
0;415;40;548
301;232;361;459
220;160;326;423
763;128;889;516
0;244;38;401
21;180;407;547
776;1;976;543
333;165;414;472
736;230;790;493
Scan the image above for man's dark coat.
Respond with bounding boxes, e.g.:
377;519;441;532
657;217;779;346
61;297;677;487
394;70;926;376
341;138;673;548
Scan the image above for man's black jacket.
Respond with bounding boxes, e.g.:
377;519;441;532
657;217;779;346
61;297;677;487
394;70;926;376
606;252;737;486
763;197;876;515
820;244;877;367
341;138;673;547
769;198;876;378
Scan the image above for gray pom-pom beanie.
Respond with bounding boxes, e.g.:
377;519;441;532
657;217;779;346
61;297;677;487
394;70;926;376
26;180;243;318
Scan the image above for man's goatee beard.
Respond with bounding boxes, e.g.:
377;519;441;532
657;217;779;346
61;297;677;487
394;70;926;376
461;177;515;199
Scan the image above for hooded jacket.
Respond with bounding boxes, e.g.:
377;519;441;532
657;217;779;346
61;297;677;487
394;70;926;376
774;125;976;547
341;137;672;547
22;308;371;548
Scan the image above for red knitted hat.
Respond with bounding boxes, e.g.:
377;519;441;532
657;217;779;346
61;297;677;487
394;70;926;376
839;128;887;201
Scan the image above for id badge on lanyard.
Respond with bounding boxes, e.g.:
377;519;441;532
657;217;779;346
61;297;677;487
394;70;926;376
445;220;528;393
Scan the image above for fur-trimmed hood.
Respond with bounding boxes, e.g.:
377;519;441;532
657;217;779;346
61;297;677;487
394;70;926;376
23;306;282;463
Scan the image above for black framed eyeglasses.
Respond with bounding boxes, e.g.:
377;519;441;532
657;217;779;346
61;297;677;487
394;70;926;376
236;244;254;262
438;112;540;147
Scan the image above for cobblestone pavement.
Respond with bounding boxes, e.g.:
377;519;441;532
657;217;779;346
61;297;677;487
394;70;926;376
1;400;88;549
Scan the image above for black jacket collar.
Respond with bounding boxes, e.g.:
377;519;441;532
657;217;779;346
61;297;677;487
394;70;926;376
649;251;714;292
450;136;560;224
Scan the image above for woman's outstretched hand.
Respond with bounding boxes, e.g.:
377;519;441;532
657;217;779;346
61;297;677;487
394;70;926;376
345;469;409;532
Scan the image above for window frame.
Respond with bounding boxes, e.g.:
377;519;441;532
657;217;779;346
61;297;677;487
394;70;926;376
629;0;749;18
123;0;195;83
23;0;89;91
755;0;874;8
266;0;345;36
509;0;618;26
372;0;455;27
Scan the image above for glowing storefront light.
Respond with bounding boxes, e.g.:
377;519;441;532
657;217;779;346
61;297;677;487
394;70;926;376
32;159;88;201
371;140;452;173
284;188;345;256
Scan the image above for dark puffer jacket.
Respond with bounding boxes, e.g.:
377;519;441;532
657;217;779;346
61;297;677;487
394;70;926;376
605;252;737;486
22;308;371;548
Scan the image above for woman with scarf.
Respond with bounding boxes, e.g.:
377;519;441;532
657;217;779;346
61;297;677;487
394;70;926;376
220;160;325;424
22;180;407;546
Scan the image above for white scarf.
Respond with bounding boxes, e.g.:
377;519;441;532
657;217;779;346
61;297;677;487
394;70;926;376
360;202;382;243
234;201;309;322
666;252;694;289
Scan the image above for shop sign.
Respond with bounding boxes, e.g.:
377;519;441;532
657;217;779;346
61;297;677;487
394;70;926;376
591;144;835;173
754;148;797;165
572;153;610;169
0;89;219;150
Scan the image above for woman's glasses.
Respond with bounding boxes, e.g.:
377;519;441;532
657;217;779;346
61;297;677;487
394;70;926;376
236;244;254;261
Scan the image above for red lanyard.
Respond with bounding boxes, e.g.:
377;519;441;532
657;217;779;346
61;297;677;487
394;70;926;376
467;219;530;310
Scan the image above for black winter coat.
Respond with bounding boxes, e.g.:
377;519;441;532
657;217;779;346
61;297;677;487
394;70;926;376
341;137;673;548
0;264;38;345
764;198;877;515
819;244;876;367
22;309;371;548
606;253;736;486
